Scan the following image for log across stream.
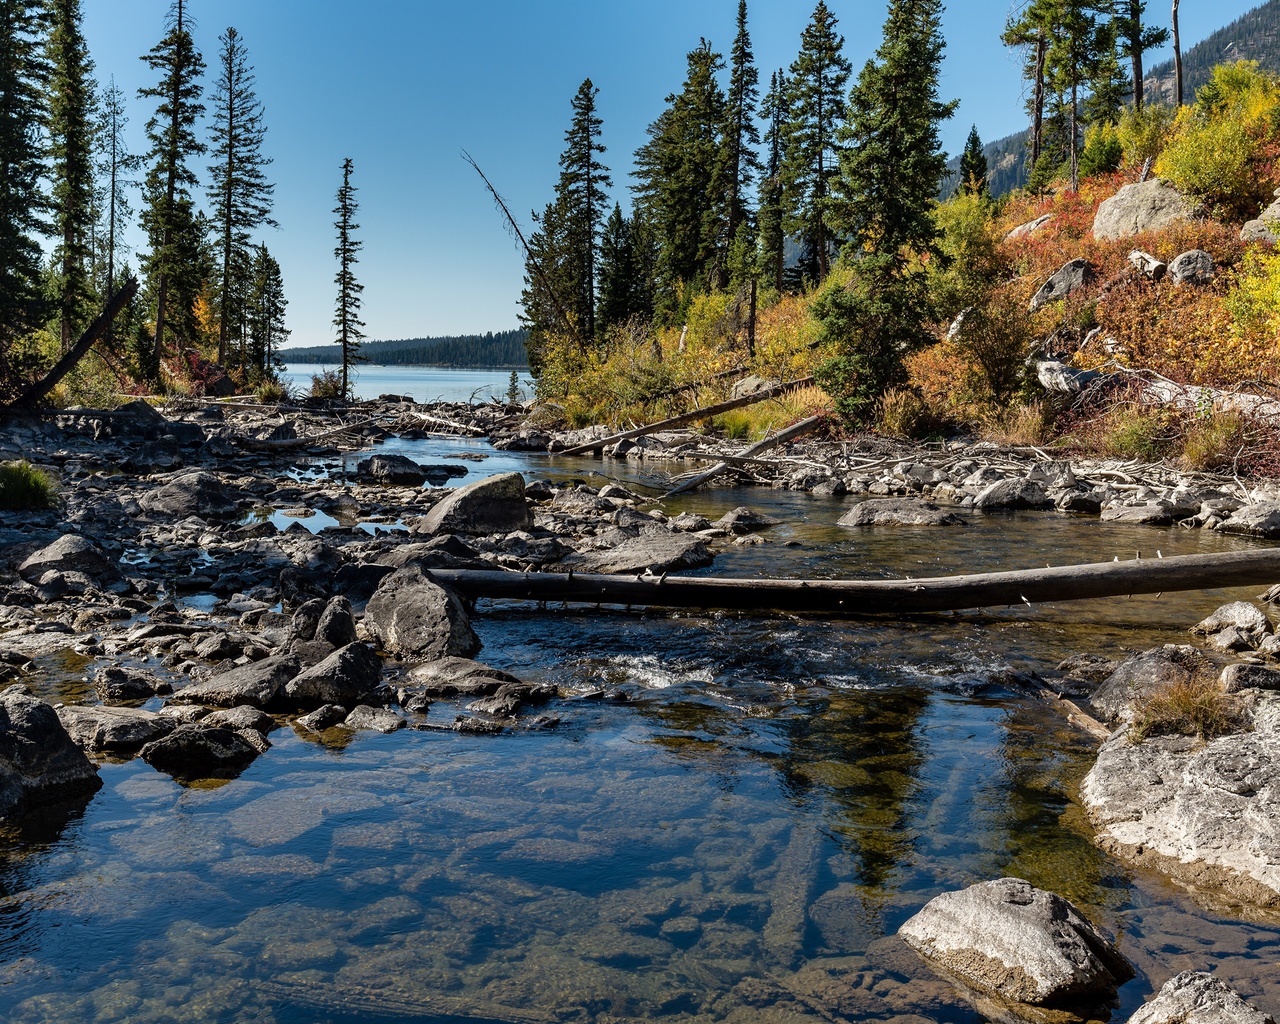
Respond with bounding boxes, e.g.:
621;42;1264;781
429;547;1280;616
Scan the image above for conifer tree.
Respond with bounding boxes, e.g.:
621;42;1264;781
723;1;762;251
1043;0;1111;190
1114;0;1168;109
246;242;287;375
332;157;364;400
208;26;274;366
596;203;635;332
94;77;139;322
46;0;97;352
956;124;989;198
557;79;610;344
781;1;852;282
0;0;49;359
519;195;575;372
756;69;788;291
1002;1;1054;171
138;0;206;373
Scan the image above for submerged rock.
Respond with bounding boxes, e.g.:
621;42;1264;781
899;877;1133;1006
139;723;263;781
0;687;102;817
1129;971;1276;1024
838;497;965;527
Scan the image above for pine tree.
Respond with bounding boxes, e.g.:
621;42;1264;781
956;124;989;198
94;77;139;325
756;68;788;291
0;0;49;361
1002;1;1054;171
1114;0;1168;109
246;242;287;375
138;0;206;373
557;79;611;344
519;196;573;373
208;26;274;366
723;1;762;252
781;1;852;283
596;202;635;333
46;0;97;353
1042;0;1112;190
332;157;364;400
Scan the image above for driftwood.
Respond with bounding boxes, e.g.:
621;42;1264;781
230;419;374;450
408;411;486;436
427;547;1280;616
6;277;139;410
664;415;825;497
559;377;816;457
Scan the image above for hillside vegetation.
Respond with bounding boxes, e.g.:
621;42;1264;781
282;330;529;369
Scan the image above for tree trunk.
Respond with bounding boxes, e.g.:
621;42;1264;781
1172;0;1183;106
663;415;824;496
1031;32;1046;169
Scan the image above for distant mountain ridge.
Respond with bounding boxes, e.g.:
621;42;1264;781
281;329;529;368
945;0;1280;197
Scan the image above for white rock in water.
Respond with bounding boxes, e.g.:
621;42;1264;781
1129;971;1276;1024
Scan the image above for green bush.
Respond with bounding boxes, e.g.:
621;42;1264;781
0;461;58;510
1079;123;1122;178
309;368;345;401
1116;102;1177;168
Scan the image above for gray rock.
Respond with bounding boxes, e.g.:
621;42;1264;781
974;478;1052;511
555;532;714;575
343;704;404;733
0;687;102;817
56;704;176;754
1129;971;1276;1024
363;566;481;660
203;705;276;734
356;453;430;486
1221;663;1280;693
139;723;262;780
419;471;532;535
714;507;781;534
1091;645;1209;723
1218;502;1280;539
283;642;382;708
406;657;520;697
138;471;240;519
1005;213;1052;240
297;704;347;732
314;595;358;648
171;655;300;709
18;534;119;583
1241;195;1280;245
1029;258;1092;312
1093;178;1201;240
1169;249;1216;285
898;877;1133;1005
838;498;965;527
1100;503;1174;526
1192;602;1272;642
288;598;327;642
93;665;166;704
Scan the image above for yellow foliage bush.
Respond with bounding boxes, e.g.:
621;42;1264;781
1115;103;1178;168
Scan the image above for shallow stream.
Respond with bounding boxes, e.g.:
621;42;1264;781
2;438;1279;1023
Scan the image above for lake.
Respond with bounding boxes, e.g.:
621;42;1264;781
280;363;529;404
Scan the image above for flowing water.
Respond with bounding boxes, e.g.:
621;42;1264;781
3;436;1280;1023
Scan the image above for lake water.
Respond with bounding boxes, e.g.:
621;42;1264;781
280;363;529;404
3;436;1279;1023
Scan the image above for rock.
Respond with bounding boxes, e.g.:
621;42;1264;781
1093;178;1201;240
18;534;119;583
730;375;770;399
1129;971;1276;1024
670;512;712;533
555;532;714;575
406;657;521;697
343;705;404;733
282;643;382;708
1169;249;1216;285
93;665;166;704
1029;258;1092;312
203;705;276;734
1192;602;1272;643
1081;691;1280;908
1005;213;1052;240
297;704;348;732
973;478;1052;511
899;877;1132;1005
838;497;965;527
1100;503;1174;526
56;704;176;754
1057;653;1119;685
1217;502;1280;539
171;655;300;709
314;595;358;648
288;598;326;642
139;723;262;781
1091;645;1210;723
363;566;481;660
138;471;240;519
418;471;532;535
356;454;430;486
331;562;395;601
1241;194;1280;244
0;687;102;817
714;507;781;534
1221;663;1280;693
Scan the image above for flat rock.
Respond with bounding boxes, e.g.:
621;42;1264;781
1221;663;1280;693
554;532;714;575
363;566;481;660
18;534;119;583
406;657;521;697
1093;178;1200;240
1129;971;1276;1024
138;471;240;520
714;507;780;534
93;665;167;704
839;497;965;527
56;704;176;754
356;453;430;486
171;655;300;709
1029;258;1091;312
898;877;1133;1005
1100;503;1174;526
1217;502;1280;539
139;723;263;781
283;643;382;708
0;687;102;817
1005;213;1052;240
203;705;276;734
1091;645;1209;723
343;705;404;733
419;471;532;535
974;478;1052;511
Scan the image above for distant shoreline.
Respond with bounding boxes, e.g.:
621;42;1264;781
282;360;531;372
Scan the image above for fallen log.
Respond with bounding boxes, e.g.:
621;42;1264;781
558;376;816;457
229;419;374;450
428;547;1280;616
664;415;825;496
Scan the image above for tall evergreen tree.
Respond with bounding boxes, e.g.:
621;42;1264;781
519;195;574;373
332;157;364;400
781;1;852;282
1002;1;1054;171
756;68;788;291
246;242;287;376
955;124;989;197
596;203;635;333
0;0;49;361
138;0;206;373
207;25;274;366
1114;0;1168;109
46;0;97;353
723;0;762;250
557;79;610;344
1043;0;1112;190
94;77;138;321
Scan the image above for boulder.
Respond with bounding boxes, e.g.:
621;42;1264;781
418;471;532;535
839;497;965;527
1169;249;1216;285
1093;178;1200;240
1217;502;1280;539
1241;193;1280;245
203;705;276;734
714;507;781;534
1091;645;1209;723
139;723;262;781
974;478;1052;511
171;654;300;709
138;471;240;519
1221;663;1280;693
343;705;405;733
282;642;382;708
0;688;102;816
288;598;326;642
555;532;714;575
1005;213;1053;240
363;566;481;660
1191;602;1272;644
1029;259;1092;312
406;657;522;698
1100;503;1174;526
296;704;348;732
93;665;166;704
18;534;119;583
314;595;358;648
899;877;1133;1006
56;704;176;754
356;453;430;486
1129;971;1276;1024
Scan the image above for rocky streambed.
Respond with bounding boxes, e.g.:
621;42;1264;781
2;397;1280;1023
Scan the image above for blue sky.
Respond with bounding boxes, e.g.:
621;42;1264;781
81;0;1259;349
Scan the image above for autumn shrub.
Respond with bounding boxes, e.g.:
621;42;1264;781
309;368;345;401
1179;410;1247;471
931;190;1006;318
1115;102;1178;168
1098;404;1177;461
713;385;831;441
1130;676;1247;743
0;461;57;510
877;388;945;439
254;377;289;404
753;291;824;382
982;401;1055;446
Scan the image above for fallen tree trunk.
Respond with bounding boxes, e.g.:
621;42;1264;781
428;547;1280;616
558;377;816;457
664;415;825;496
229;419;374;450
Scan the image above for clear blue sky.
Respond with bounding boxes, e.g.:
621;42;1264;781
81;0;1259;349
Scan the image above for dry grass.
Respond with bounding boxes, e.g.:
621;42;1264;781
1130;677;1249;743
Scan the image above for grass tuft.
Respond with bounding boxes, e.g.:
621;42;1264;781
0;461;58;510
1130;677;1248;744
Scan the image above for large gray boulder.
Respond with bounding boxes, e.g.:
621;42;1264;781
56;704;176;754
356;453;430;486
282;643;382;708
1029;258;1092;312
1091;645;1209;723
419;471;532;535
974;478;1052;511
1081;691;1280;908
0;687;102;817
1129;971;1276;1024
138;471;240;519
171;654;300;709
1241;192;1280;245
839;497;965;527
1217;501;1280;539
899;877;1133;1006
17;534;119;582
1093;178;1200;240
362;565;480;660
139;723;263;781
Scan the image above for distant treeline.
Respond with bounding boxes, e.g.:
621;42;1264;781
281;330;529;368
